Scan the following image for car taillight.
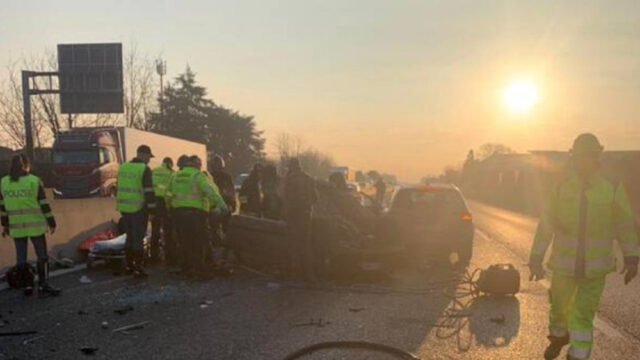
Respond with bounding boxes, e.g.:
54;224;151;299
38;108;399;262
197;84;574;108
461;213;472;221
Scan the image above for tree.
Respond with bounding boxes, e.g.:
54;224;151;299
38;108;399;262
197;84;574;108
476;143;514;160
366;170;381;181
149;67;265;175
355;170;366;183
271;132;335;179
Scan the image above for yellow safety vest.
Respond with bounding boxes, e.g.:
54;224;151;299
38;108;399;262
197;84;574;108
152;164;173;197
531;171;640;278
116;162;146;213
1;175;50;238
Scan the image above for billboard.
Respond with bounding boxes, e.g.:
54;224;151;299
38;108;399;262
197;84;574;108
57;43;124;114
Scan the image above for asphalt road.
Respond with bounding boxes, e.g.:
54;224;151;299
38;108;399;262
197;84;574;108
0;202;638;359
469;200;640;345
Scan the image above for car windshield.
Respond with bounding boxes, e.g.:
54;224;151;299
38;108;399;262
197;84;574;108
393;189;466;213
52;150;99;165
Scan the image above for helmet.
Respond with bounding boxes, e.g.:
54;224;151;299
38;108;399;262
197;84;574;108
571;133;603;155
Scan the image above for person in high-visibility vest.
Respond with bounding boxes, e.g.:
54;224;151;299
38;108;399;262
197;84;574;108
165;155;228;277
0;153;60;297
116;145;156;277
529;133;639;360
151;157;174;264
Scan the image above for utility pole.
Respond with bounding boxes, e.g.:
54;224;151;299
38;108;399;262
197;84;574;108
156;59;167;123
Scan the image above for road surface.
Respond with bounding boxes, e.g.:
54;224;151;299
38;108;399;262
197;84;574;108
0;201;638;359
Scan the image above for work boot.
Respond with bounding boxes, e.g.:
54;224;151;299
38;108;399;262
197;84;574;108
544;335;569;360
38;283;61;297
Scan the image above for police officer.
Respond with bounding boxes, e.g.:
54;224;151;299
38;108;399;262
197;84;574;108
530;133;639;360
116;145;156;277
166;155;228;277
151;157;174;264
0;154;60;297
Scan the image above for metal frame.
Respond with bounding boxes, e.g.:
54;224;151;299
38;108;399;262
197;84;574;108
21;70;61;160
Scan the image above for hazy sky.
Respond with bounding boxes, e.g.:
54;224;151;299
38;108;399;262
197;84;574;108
1;0;639;181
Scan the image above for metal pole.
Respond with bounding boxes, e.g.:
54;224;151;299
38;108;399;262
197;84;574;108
21;71;34;160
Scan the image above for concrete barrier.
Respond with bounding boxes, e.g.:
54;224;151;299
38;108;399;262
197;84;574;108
0;196;120;271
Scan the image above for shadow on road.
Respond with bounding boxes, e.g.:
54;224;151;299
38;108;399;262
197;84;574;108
436;294;521;352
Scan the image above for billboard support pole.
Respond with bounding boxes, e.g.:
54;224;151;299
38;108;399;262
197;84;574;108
22;71;34;160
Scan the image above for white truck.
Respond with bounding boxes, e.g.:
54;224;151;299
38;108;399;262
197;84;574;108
52;127;207;198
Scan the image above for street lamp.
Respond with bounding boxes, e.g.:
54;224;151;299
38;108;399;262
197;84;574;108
155;59;167;122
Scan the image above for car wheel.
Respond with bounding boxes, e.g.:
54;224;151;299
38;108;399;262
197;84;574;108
456;240;473;267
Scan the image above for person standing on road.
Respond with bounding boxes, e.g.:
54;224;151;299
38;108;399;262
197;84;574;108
529;133;639;360
166;156;228;277
210;155;237;224
374;177;387;206
0;154;60;297
151;157;174;264
116;145;156;278
261;164;282;220
284;158;318;282
239;164;263;216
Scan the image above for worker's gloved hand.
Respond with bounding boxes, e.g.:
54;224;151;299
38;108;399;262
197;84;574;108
49;226;56;235
1;227;8;238
621;258;638;285
529;261;545;281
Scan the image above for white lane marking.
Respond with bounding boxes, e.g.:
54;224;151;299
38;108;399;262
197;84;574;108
475;229;639;346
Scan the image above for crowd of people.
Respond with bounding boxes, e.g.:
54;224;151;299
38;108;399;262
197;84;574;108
0;144;384;296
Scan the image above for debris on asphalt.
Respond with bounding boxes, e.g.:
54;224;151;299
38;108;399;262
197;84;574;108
112;321;150;333
114;305;134;315
348;307;366;313
23;335;44;345
0;330;38;337
79;275;92;284
493;337;506;346
77;310;89;315
267;282;281;290
101;321;109;329
292;318;331;328
489;315;505;325
200;304;209;309
80;347;98;355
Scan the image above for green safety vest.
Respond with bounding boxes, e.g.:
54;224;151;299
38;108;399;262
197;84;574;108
1;175;50;238
167;167;208;211
152;164;173;197
531;171;640;278
116;162;146;213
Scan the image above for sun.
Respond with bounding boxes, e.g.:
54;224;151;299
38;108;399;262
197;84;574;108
502;79;539;114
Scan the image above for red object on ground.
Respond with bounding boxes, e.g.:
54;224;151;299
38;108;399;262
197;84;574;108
78;229;117;252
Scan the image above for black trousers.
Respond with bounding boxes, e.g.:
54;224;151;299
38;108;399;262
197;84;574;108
120;211;148;268
14;235;48;264
151;198;173;262
287;210;315;281
14;235;50;285
173;208;206;273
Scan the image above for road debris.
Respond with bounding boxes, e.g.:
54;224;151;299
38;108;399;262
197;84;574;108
101;321;109;329
79;275;92;284
77;310;89;315
0;330;38;337
200;304;208;309
348;307;366;313
112;321;150;333
267;282;281;290
80;347;98;355
114;305;134;315
292;318;331;328
23;335;44;345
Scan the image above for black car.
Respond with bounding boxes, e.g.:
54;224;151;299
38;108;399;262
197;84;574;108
382;184;474;266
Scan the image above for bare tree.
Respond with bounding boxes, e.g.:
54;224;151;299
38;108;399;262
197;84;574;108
123;43;157;130
274;132;304;161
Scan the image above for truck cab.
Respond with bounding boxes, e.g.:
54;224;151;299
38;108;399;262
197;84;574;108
52;128;121;198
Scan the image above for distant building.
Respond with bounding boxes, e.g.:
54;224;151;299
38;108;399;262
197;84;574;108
465;150;640;217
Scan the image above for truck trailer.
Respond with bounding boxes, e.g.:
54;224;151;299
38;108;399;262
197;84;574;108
52;127;207;198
